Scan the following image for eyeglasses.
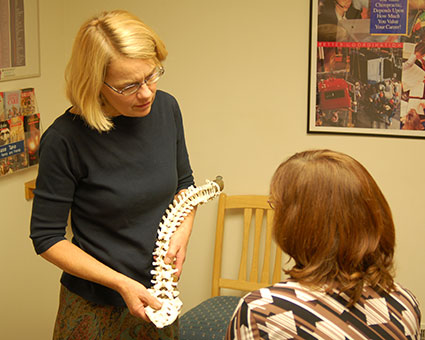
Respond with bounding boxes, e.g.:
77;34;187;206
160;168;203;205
267;199;275;210
104;66;165;96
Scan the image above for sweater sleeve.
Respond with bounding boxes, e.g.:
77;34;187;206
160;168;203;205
30;127;79;254
172;98;195;192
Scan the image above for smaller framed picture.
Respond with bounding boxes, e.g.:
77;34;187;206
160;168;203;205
0;88;41;177
0;0;40;82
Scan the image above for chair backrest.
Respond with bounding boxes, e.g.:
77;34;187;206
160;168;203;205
211;193;283;297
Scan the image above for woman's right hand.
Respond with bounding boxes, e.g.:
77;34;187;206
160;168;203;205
40;240;161;322
116;277;162;321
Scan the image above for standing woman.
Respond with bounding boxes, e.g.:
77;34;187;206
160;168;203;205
30;10;194;340
227;150;421;340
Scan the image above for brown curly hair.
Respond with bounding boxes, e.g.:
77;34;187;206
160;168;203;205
270;149;395;306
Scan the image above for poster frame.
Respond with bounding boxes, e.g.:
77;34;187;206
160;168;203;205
308;0;425;139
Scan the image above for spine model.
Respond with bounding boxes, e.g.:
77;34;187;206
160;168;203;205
145;176;224;328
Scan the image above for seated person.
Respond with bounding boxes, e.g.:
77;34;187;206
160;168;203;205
226;149;421;340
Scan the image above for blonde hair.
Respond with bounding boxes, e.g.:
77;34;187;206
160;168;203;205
65;10;168;132
270;149;395;306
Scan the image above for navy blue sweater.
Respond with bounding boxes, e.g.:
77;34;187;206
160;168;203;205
30;90;194;306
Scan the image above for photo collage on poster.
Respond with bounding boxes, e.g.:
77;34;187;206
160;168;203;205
0;88;41;176
315;0;425;133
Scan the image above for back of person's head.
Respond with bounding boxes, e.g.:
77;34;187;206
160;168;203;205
65;10;168;132
270;149;395;305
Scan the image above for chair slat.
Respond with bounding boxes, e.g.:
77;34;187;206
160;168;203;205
249;208;263;282
225;195;270;209
261;209;274;282
238;208;252;281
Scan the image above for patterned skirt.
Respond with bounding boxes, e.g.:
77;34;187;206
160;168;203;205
53;285;179;340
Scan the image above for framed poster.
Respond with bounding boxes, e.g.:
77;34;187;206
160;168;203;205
0;0;40;81
309;0;425;138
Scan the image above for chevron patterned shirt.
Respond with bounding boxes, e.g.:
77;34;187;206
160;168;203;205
226;280;421;340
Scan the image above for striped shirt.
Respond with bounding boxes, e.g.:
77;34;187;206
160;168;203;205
226;280;421;340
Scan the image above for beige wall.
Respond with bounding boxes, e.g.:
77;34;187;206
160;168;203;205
1;0;423;338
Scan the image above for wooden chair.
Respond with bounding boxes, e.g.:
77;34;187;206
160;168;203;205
179;193;283;340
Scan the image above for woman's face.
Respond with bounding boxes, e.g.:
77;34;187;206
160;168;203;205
101;57;159;118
